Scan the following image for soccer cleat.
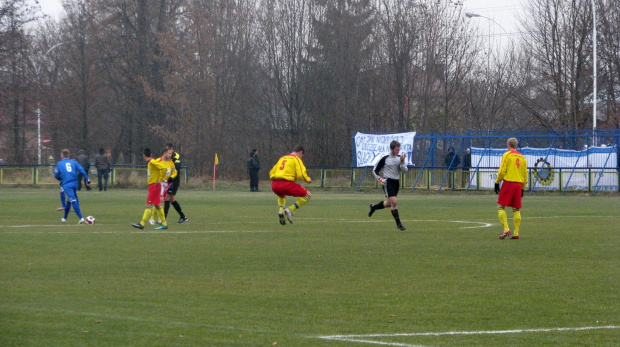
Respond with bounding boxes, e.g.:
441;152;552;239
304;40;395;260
278;210;286;225
148;219;156;225
131;223;144;230
57;207;65;211
397;223;406;231
155;225;168;230
510;235;520;240
498;231;512;239
78;218;86;224
368;204;375;217
178;217;189;224
284;208;294;224
61;218;67;223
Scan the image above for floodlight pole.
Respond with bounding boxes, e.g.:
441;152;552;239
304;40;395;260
465;12;511;74
33;42;67;165
591;0;597;146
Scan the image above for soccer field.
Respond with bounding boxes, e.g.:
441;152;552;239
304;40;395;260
1;188;619;346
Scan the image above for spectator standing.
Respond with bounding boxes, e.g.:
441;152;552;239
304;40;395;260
76;150;91;191
444;147;460;189
116;151;125;165
462;148;471;188
247;149;261;192
94;148;111;191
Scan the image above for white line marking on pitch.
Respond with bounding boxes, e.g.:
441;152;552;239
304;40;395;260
317;336;427;347
304;218;494;229
2;305;277;335
0;229;280;234
317;325;620;346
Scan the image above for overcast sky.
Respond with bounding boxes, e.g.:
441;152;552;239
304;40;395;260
35;0;526;47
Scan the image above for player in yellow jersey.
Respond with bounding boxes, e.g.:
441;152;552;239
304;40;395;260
269;145;312;225
132;147;177;230
148;151;179;225
494;138;527;239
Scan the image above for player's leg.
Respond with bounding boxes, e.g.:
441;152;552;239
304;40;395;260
497;204;511;238
497;182;515;239
149;206;157;225
288;191;311;212
389;196;406;231
510;187;523;239
97;169;103;191
285;183;311;224
511;208;521;238
64;187;84;223
58;187;66;211
169;184;187;222
103;169;109;191
385;179;405;230
369;181;391;217
271;180;287;225
154;204;168;229
62;187;72;222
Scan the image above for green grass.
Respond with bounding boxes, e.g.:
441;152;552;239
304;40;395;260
1;188;619;346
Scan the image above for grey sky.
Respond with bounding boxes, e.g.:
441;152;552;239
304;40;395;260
35;0;525;48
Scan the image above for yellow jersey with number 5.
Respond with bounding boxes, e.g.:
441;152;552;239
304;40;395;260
496;150;527;189
269;153;311;183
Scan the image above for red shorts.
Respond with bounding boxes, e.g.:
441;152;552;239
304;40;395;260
497;181;523;209
147;183;162;206
271;180;308;198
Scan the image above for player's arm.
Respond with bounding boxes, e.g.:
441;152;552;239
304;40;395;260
169;163;178;180
76;162;90;183
298;159;311;183
373;156;387;180
495;153;508;184
54;164;61;181
399;153;408;172
173;154;181;173
521;156;528;189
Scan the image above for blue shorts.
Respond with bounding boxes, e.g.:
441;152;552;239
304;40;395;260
61;184;79;203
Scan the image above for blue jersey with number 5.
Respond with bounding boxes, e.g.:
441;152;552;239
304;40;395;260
54;159;89;187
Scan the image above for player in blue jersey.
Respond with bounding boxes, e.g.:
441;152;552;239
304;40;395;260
54;149;91;224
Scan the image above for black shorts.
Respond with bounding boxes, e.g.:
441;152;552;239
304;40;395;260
383;178;400;198
167;181;180;195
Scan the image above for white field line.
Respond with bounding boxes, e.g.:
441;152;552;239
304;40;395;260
317;336;427;347
318;325;620;341
304;218;494;230
2;215;616;232
2;305;277;334
0;229;278;234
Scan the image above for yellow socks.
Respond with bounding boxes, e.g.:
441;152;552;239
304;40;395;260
289;196;310;211
513;209;521;236
140;208;151;226
156;207;167;226
278;197;286;211
498;207;509;232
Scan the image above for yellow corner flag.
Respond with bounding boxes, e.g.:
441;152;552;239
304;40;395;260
213;153;219;190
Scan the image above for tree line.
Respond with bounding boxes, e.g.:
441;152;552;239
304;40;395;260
1;0;619;177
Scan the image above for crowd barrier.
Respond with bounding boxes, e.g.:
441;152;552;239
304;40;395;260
0;165;189;186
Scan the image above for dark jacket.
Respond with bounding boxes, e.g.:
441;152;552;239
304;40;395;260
445;149;460;170
76;151;90;171
170;152;181;183
94;154;111;171
463;152;471;169
247;155;260;170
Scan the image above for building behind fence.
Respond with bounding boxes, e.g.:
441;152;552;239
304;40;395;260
2;130;619;193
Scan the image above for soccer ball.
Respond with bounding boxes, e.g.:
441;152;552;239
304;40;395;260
85;216;96;225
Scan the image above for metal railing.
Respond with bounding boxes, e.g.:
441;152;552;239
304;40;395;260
0;164;190;186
